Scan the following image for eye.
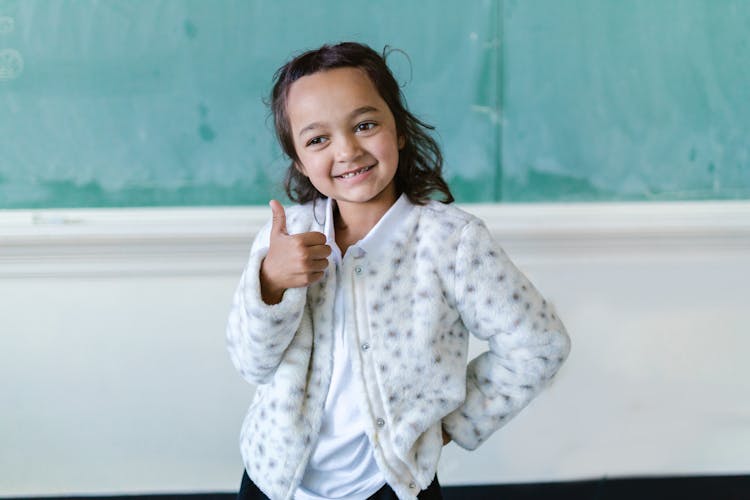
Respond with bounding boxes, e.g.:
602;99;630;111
355;122;377;133
306;136;328;147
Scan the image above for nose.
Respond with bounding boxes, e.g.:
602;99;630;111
334;133;363;163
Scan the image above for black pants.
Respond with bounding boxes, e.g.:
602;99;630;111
238;469;443;500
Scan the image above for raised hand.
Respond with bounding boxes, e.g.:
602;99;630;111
259;200;332;304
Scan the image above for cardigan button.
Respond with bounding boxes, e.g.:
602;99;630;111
376;417;385;427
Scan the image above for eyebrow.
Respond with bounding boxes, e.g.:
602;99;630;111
297;106;380;138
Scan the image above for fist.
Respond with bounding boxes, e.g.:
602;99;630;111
259;200;331;304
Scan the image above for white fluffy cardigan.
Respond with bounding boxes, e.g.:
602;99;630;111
226;199;570;500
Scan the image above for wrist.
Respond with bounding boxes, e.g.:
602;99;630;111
259;259;285;305
441;425;451;445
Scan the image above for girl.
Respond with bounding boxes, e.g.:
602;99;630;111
226;42;570;500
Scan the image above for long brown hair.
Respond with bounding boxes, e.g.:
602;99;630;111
270;42;454;205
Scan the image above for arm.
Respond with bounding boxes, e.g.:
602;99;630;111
226;202;332;385
225;220;307;385
442;219;571;450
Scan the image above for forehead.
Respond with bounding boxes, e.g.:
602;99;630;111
286;67;388;129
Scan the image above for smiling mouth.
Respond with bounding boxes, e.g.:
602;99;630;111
335;165;374;179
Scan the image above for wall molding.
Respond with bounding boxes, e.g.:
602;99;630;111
2;201;749;278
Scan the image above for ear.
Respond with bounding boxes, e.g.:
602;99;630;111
398;135;406;150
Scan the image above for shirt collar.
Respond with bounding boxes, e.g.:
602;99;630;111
323;193;414;257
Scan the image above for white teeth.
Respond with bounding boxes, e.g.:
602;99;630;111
339;166;371;179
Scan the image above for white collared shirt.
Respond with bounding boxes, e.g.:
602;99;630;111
295;195;414;500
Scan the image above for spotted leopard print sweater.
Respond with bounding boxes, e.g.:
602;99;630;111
226;199;570;500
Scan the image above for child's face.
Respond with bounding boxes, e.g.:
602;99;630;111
286;67;403;214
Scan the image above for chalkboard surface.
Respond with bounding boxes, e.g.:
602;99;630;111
0;0;748;209
501;0;750;202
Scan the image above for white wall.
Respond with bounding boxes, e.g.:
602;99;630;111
1;202;749;496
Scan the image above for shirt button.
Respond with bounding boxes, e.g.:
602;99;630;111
354;265;363;275
409;483;417;489
361;342;370;351
376;417;385;427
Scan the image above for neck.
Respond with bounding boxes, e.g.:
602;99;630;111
333;192;399;245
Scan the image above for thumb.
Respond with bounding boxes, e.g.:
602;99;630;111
269;199;287;235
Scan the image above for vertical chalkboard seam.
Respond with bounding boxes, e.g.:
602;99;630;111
495;0;504;202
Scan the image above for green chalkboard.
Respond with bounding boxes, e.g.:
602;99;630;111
500;0;750;202
0;0;748;209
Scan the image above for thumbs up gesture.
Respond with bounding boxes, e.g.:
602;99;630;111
259;200;332;305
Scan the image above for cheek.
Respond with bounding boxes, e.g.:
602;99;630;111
368;126;398;154
296;155;330;183
294;149;318;176
294;162;308;177
376;134;401;164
